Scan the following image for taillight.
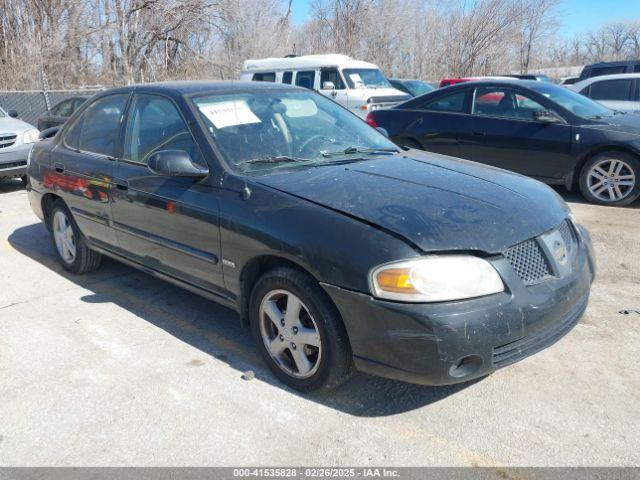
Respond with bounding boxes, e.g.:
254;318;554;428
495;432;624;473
365;112;378;128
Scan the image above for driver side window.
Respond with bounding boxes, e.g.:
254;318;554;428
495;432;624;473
124;94;201;165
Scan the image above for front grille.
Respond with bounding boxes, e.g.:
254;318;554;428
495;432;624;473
0;134;17;149
504;238;552;285
0;160;26;170
492;294;588;367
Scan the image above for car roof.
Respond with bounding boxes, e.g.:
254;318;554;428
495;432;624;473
573;72;640;87
442;78;544;88
98;80;297;96
242;54;377;71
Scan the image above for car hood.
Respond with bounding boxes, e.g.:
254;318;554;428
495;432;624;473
254;151;569;254
581;112;640;137
0;117;35;134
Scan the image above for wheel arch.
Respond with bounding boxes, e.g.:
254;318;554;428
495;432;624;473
568;145;640;189
41;193;63;227
238;254;324;328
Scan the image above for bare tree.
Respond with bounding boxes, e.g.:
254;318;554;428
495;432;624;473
515;0;559;73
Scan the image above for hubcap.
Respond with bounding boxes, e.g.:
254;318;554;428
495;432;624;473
52;210;76;264
587;158;635;202
258;289;322;379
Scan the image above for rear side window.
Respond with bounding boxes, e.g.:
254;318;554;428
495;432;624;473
123;94;201;165
588;79;633;101
295;70;316;90
320;69;345;90
591;66;626;77
64;94;128;156
418;91;467;113
282;71;293;84
253;72;276;82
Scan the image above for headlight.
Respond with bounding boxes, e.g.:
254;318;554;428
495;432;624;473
370;255;504;303
23;128;40;144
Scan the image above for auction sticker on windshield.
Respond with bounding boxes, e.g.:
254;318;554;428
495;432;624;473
198;100;261;129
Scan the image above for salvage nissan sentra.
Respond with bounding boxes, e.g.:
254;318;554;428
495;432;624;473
26;81;595;391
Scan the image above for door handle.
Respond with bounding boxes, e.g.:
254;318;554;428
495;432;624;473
54;162;65;173
113;178;129;191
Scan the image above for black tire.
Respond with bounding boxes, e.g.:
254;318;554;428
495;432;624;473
48;200;102;274
579;151;640;207
249;267;353;392
20;175;28;187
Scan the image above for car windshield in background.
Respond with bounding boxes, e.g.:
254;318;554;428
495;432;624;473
192;90;398;171
531;83;613;119
342;69;393;89
404;81;434;97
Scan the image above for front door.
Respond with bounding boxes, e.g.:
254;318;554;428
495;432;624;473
462;86;572;181
110;93;225;295
319;68;348;109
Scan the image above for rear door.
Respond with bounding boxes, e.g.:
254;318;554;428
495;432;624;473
48;93;129;246
110;92;225;295
464;86;572;180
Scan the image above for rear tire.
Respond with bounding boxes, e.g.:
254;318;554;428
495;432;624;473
48;200;102;274
579;151;640;206
249;267;353;392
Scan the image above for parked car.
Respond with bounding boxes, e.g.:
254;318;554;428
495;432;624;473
366;79;640;206
502;74;552;82
570;73;640;113
560;76;580;86
0;106;39;186
578;60;640;81
240;54;410;117
37;96;90;131
27;81;595;392
388;78;434;97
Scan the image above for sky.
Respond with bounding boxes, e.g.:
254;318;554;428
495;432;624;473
290;0;640;37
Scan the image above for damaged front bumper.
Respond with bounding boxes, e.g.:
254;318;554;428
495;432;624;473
322;225;595;386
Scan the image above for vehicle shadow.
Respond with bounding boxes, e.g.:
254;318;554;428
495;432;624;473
0;178;25;194
551;185;640;209
8;222;479;417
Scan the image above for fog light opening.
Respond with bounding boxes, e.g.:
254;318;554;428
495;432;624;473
449;355;483;378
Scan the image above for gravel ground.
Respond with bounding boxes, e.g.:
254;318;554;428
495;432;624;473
0;179;639;467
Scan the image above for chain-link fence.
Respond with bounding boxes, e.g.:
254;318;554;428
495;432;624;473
0;90;102;127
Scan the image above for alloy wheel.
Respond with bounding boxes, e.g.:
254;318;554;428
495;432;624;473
52;210;76;264
258;289;322;379
587;158;636;202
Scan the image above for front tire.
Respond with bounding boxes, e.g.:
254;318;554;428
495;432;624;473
48;200;102;274
249;267;353;392
579;151;640;206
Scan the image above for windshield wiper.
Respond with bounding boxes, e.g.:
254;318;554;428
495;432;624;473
613;110;627;115
321;146;399;158
237;155;310;169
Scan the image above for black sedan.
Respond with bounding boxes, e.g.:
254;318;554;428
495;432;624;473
27;81;594;391
37;96;89;131
367;79;640;206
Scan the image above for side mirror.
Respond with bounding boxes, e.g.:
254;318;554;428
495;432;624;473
7;109;18;118
376;127;389;138
322;81;335;90
39;126;60;140
147;150;209;178
533;109;562;123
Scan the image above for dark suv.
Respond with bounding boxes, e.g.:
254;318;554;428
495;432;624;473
579;60;640;81
26;81;595;392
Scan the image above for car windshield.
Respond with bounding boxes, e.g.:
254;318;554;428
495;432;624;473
192;89;399;171
403;81;434;97
342;69;392;89
530;83;613;118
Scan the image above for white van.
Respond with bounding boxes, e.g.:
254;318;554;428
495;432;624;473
240;54;411;118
